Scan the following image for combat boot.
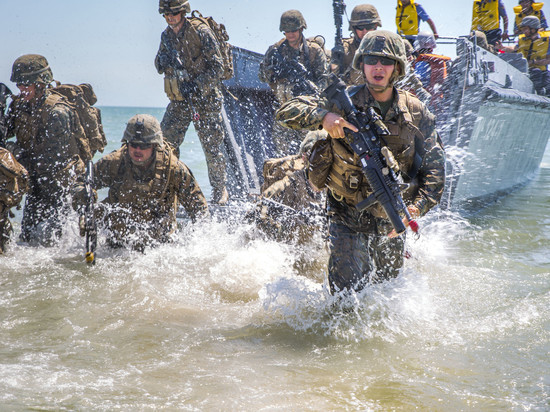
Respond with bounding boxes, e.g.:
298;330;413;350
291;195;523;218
211;186;229;206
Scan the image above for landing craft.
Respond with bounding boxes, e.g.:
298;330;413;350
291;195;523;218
219;36;550;212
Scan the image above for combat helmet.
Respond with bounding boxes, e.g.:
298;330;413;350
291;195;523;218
122;114;164;146
520;15;541;30
158;0;190;15
279;10;307;32
352;30;407;80
10;54;54;85
348;4;382;31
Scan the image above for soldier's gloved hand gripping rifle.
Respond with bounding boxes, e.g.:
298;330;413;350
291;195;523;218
323;74;419;236
84;160;97;265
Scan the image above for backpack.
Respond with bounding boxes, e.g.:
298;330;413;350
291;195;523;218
46;83;107;162
0;147;28;209
190;10;234;81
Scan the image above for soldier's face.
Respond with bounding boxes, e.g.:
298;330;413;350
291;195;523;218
17;84;37;102
363;57;396;89
128;143;154;165
164;11;184;28
284;29;302;48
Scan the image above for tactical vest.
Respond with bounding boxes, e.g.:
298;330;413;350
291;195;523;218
396;0;420;36
472;0;500;32
514;3;545;30
269;37;321;103
104;146;180;241
518;33;550;70
162;17;226;102
0;147;28;209
326;90;424;217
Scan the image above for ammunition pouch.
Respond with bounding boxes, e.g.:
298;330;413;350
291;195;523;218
164;76;185;101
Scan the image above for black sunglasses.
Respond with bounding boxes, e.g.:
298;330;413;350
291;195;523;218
363;55;395;66
163;12;180;17
129;142;153;150
354;25;375;31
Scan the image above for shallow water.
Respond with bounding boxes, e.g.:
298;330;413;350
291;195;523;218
0;107;548;410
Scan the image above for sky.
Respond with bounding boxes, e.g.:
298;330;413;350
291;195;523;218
2;0;548;107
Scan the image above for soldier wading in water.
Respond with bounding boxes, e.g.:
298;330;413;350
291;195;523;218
73;114;208;251
276;31;445;294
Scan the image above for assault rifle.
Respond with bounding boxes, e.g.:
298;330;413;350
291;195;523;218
323;74;419;235
270;47;318;96
0;83;12;147
84;160;97;265
331;0;346;76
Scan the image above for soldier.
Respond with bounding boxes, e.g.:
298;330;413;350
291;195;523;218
0;147;28;254
502;16;550;95
276;30;446;294
259;10;329;156
396;0;439;46
471;0;509;46
331;4;382;86
73;114;208;251
155;0;228;205
5;54;85;246
513;0;548;35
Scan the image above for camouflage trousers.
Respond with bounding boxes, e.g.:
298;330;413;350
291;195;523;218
0;208;11;254
20;184;68;246
161;95;227;193
326;193;405;294
271;120;309;157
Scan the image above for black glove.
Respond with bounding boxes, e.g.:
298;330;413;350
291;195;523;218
179;81;197;95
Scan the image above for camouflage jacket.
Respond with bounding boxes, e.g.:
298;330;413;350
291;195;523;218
275;86;445;217
331;36;364;86
155;17;224;96
259;37;329;104
6;91;84;194
77;145;208;226
261;154;321;210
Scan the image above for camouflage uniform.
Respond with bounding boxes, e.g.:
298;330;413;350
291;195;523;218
331;5;382;86
74;114;208;250
255;133;325;244
0;147;28;253
155;0;228;203
276;31;445;293
259;10;329;156
6;54;85;246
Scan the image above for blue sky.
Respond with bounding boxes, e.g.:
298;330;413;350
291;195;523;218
2;0;547;107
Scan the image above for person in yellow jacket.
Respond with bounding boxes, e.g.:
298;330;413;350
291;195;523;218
513;0;548;34
503;16;550;95
471;0;510;46
395;0;439;47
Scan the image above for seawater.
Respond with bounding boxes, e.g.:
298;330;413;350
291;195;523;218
0;106;548;410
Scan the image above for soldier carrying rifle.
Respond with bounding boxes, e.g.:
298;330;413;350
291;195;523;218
259;9;329;157
276;31;445;294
